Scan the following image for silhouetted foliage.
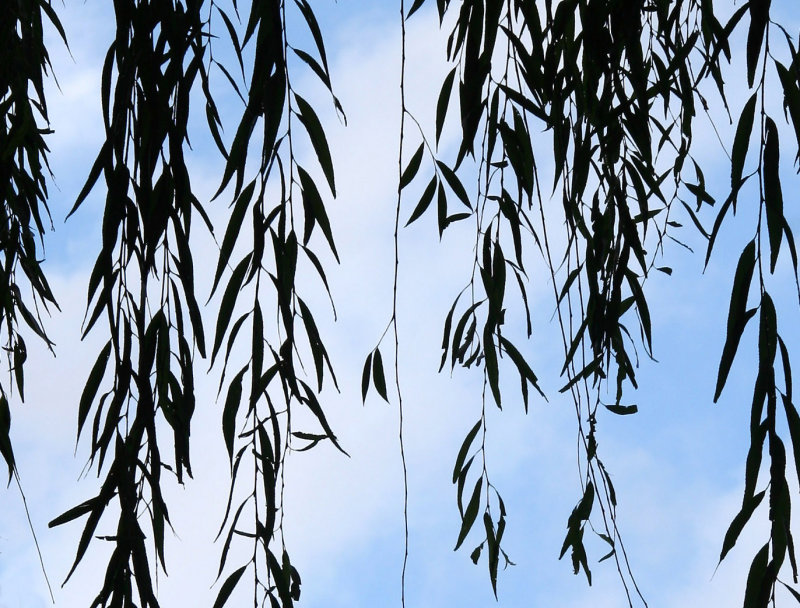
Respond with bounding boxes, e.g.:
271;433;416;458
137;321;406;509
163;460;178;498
4;1;800;606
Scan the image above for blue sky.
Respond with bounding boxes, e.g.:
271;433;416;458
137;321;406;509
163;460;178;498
2;1;800;607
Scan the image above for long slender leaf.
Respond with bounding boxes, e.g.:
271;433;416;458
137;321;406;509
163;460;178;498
295;94;336;195
715;241;756;402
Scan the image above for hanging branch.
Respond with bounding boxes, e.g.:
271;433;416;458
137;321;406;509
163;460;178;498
0;0;64;481
706;7;800;604
49;1;211;605
209;1;343;606
400;0;733;602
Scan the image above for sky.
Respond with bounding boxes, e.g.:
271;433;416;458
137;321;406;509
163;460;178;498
2;1;800;607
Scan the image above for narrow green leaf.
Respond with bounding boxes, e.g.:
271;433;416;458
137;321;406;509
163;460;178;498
453;420;481;483
400;143;424;190
295;0;330;72
67;141;110;220
60;472;115;584
715;240;756;402
437;181;447;237
216;499;246;574
484;326;501;408
782;395;800;487
742;543;770;608
77;341;112;440
436;160;471;209
764;117;784;273
251;303;265;400
212;180;255;298
298;298;334;391
758;293;777;370
0;396;14;481
456;456;475;516
780;581;800;602
439;292;462;371
572;481;595;525
295;94;336;195
48;497;98;529
490;240;506;317
361;352;372;403
455;477;482;550
298;166;339;261
299;381;349;456
436;68;457;144
484;511;499;597
293;48;331;90
499;336;545;399
223;366;248;463
216;7;245;77
745;3;768;88
406;176;437;226
731;93;757;195
372;348;389;402
216;106;257;199
407;0;427;19
626;269;652;353
558;266;582;305
213;564;247;608
211;254;252;367
775;60;800;153
705;194;736;268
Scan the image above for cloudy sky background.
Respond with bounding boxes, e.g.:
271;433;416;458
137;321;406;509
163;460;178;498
2;1;800;606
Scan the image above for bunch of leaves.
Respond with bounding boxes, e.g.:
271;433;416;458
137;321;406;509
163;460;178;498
398;0;753;603
207;1;343;606
49;1;212;605
0;0;64;481
703;9;800;605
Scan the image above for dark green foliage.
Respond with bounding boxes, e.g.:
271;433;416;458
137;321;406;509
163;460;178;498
6;0;800;607
206;1;343;605
48;1;211;605
398;0;800;605
0;0;64;481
